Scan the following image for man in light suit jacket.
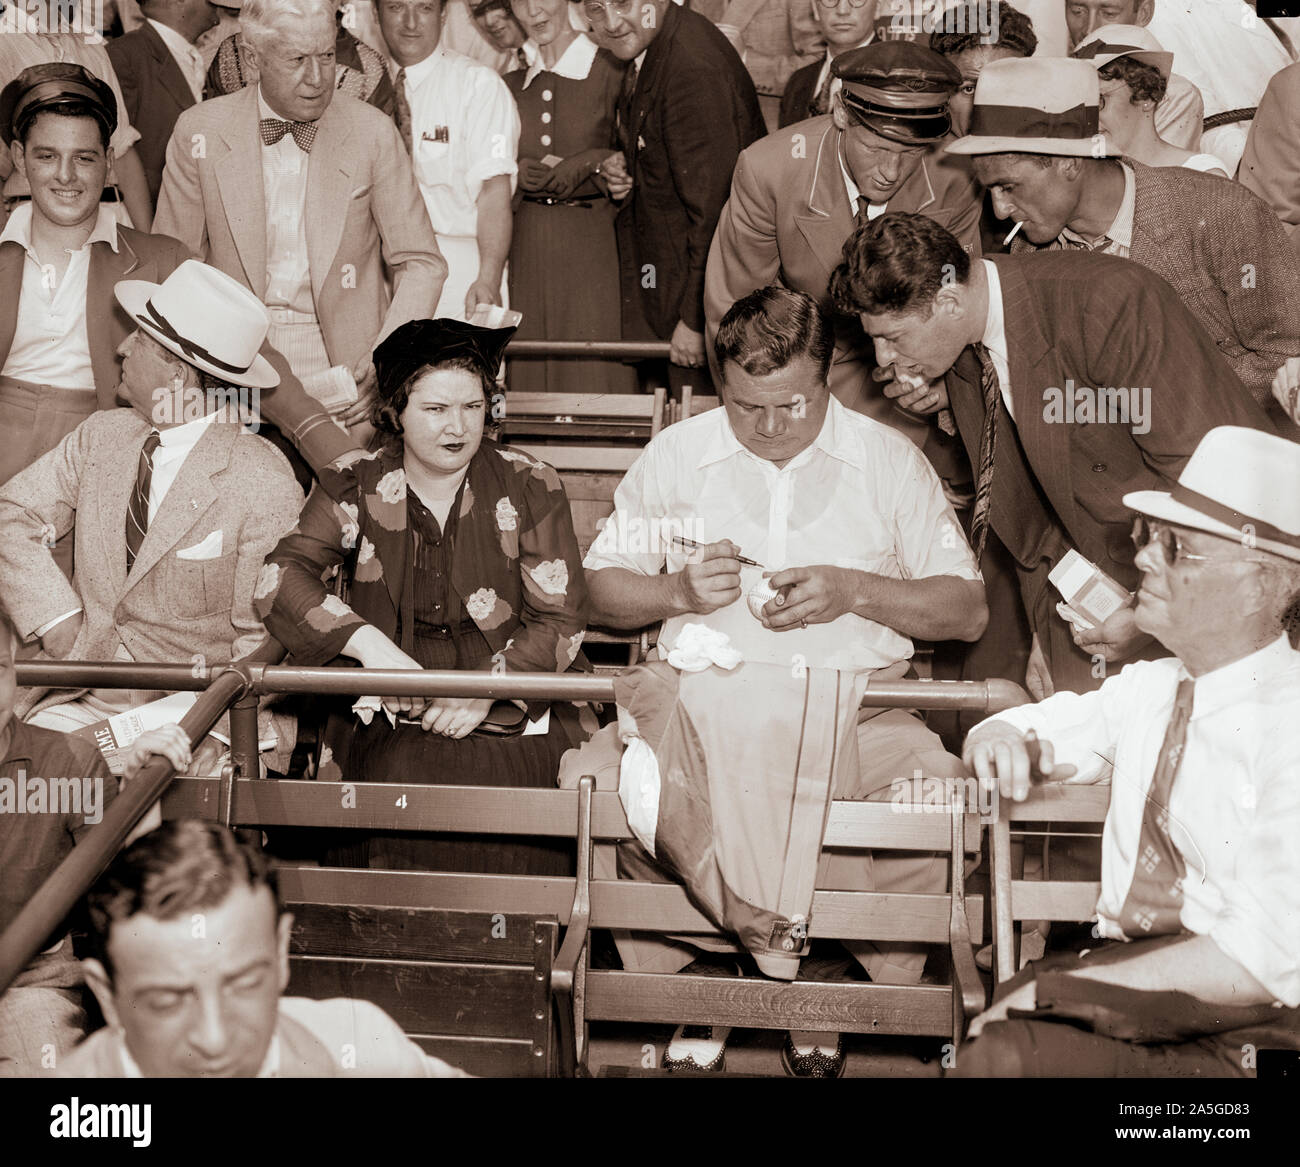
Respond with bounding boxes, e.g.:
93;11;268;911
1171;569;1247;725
1239;62;1300;249
0;261;304;774
833;212;1274;697
154;0;447;433
107;0;226;204
953;58;1300;412
705;40;981;471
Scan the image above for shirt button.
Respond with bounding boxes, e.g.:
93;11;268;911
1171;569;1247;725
540;134;551;147
542;89;553;102
1091;462;1107;473
540;112;551;124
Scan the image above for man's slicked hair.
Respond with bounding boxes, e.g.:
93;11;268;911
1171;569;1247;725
714;286;834;386
87;820;283;978
930;1;1038;58
830;212;970;319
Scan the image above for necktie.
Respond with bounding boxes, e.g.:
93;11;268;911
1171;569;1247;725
393;67;413;154
811;70;832;117
615;61;637;154
125;430;161;573
259;117;317;153
967;342;1000;561
1117;678;1196;938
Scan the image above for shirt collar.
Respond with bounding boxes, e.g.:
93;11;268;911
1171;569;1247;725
980;258;1008;364
521;33;598;87
1060;161;1135;251
399;43;447;88
1183;634;1300;719
0;200;120;256
697;394;858;471
634;48;648;75
147;17;199;63
156;409;220;449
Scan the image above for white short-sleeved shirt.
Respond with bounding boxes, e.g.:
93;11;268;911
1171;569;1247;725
398;44;520;241
585;396;982;673
975;635;1300;1007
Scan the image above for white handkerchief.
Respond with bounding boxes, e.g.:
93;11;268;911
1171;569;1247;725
353;695;397;727
176;530;223;560
665;622;743;673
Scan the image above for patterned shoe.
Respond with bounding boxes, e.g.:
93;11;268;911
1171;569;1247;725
662;1025;729;1073
780;1031;846;1078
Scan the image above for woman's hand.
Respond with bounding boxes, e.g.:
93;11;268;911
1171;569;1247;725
121;724;193;779
541;150;604;200
420;696;494;738
344;626;430;717
518;157;552;193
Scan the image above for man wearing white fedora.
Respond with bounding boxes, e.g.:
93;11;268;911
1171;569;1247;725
945;56;1300;412
952;426;1300;1077
0;259;304;777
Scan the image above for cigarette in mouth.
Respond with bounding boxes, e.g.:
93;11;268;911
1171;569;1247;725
1003;220;1025;245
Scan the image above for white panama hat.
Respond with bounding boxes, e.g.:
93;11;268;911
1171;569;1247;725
114;260;280;390
1123;427;1300;564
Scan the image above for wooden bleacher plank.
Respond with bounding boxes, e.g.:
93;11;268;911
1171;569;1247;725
1005;785;1111;820
508;444;641;472
287;955;537;1037
276;867;982;945
412;1033;540;1078
504;393;662;418
1007;881;1101;922
585;971;953;1036
287;902;541;964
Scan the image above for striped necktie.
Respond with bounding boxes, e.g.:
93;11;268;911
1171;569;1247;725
394;66;413;154
1117;678;1196;938
125;430;161;573
967;342;1000;561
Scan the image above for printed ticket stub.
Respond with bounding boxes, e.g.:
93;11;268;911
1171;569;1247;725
1048;549;1132;630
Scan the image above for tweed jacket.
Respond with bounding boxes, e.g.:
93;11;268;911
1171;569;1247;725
690;0;823;96
1013;162;1300;404
0;224;361;473
0;411;303;755
615;2;767;339
154;87;447;377
945;252;1275;592
704;116;982;443
255;438;591;727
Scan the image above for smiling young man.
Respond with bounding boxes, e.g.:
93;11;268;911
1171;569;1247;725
705;40;980;476
578;286;986;1075
953;426;1300;1078
61;819;469;1077
833;211;1275;697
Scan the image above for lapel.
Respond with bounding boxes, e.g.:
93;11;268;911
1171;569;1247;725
993;256;1080;536
1125;163;1172;263
123;421;233;594
629;2;682;165
895;154;938;215
304;100;355;302
215;86;269;296
0;241;23;369
141;20;198;115
86;228;146;408
793;124;856;279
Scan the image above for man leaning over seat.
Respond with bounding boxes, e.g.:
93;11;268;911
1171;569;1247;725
567;286;988;1076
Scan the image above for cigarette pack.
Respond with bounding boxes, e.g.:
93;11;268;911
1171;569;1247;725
1048;549;1131;630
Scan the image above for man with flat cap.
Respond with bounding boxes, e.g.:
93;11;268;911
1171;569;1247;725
704;39;982;466
0;63;362;499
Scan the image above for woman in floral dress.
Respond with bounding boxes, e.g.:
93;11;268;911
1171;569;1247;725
255;318;597;875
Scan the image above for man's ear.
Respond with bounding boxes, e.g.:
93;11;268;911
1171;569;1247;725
276;910;294;993
82;958;122;1031
1135;0;1155;26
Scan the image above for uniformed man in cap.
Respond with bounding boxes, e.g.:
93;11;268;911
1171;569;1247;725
704;39;983;463
0;63;361;501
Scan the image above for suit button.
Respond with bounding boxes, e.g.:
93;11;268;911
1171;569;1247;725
1092;463;1106;473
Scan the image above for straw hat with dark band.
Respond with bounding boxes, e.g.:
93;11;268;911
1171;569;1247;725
831;42;960;146
0;62;117;146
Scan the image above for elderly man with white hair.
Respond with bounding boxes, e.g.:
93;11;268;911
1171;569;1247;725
155;0;447;436
952;426;1300;1078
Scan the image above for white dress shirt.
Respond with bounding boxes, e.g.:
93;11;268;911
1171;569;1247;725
147;17;205;102
979;258;1013;420
0;202;119;390
585;396;982;672
147;411;221;522
975;635;1300;1007
398;44;520;241
257;87;315;317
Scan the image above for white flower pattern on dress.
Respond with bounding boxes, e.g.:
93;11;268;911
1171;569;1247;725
338;500;360;549
319;594;353;619
253;563;280;601
465;587;498;622
495;497;519;532
376;468;407;504
357;536;376;565
497;448;541;468
527;559;568;596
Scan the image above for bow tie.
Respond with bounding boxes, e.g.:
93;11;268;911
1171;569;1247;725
259;118;317;153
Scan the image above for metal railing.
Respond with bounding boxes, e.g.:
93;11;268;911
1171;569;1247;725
0;654;1028;995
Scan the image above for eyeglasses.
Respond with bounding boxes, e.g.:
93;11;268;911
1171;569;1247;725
1130;516;1279;568
582;0;637;21
817;0;872;8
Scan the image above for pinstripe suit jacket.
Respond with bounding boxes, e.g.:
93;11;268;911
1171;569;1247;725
1013;162;1300;404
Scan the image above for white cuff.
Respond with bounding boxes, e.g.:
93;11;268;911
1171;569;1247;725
33;608;83;640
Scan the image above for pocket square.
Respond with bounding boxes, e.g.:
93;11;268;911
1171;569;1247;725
176;531;223;560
